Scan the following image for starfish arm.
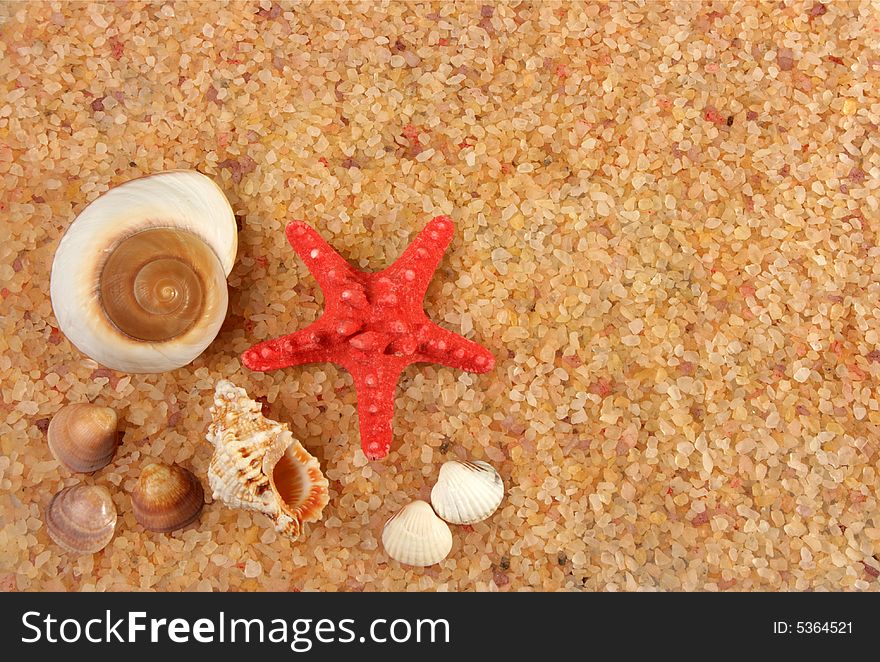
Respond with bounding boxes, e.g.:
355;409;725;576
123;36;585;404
241;321;334;371
285;220;358;291
380;216;455;300
349;363;405;460
418;323;496;373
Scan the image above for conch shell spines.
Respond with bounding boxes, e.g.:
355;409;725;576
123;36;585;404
206;380;329;539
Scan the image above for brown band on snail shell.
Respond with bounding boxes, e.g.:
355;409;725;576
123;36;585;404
45;485;117;554
99;227;214;342
131;462;204;533
47;403;119;473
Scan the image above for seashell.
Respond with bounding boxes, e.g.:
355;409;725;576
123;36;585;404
382;500;453;567
45;484;117;554
47;403;118;473
206;380;329;539
430;460;504;525
131;463;204;533
50;170;237;373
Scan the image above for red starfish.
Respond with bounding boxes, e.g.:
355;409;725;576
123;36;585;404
241;216;495;460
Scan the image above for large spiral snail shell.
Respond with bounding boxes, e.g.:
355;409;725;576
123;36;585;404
50;170;237;373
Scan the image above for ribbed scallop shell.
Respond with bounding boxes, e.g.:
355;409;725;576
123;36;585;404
47;403;118;473
45;485;117;554
206;380;329;539
381;500;453;567
430;460;504;525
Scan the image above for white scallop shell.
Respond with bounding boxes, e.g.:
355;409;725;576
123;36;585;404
206;380;329;540
430;460;504;525
382;500;452;567
50;170;237;373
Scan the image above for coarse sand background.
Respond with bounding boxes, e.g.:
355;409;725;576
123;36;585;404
1;0;879;591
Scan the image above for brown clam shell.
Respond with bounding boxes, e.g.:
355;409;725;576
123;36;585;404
47;403;118;473
45;485;117;554
131;463;204;533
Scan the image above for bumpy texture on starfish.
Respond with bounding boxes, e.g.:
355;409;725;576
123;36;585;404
241;216;495;460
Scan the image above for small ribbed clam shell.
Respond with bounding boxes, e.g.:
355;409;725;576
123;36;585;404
45;485;117;554
430;460;504;525
382;500;452;567
47;403;118;473
131;463;204;533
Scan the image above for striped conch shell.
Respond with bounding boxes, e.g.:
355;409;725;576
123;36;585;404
206;379;329;539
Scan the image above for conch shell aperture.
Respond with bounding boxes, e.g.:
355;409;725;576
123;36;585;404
206;380;329;539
